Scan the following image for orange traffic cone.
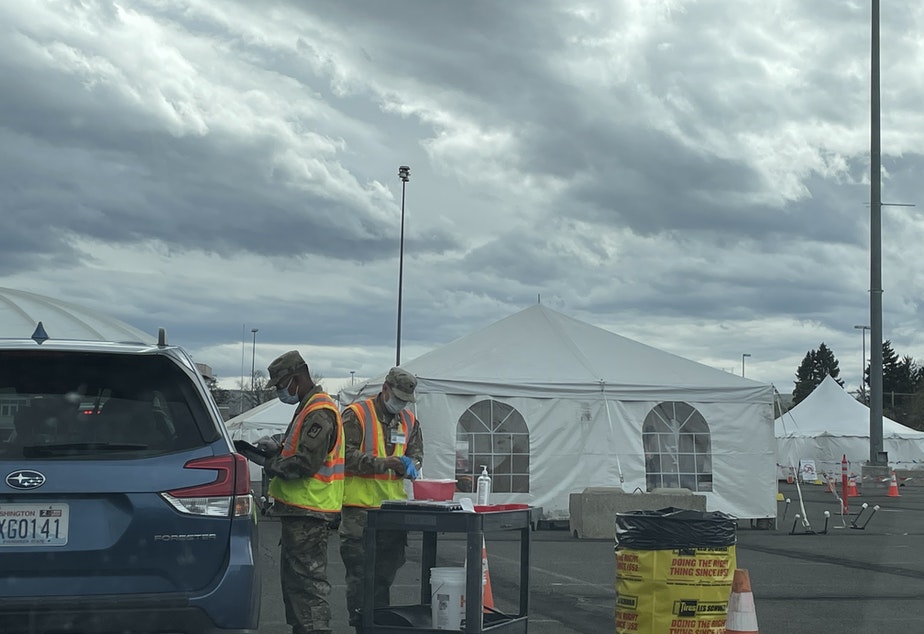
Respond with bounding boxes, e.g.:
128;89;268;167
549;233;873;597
847;477;859;497
481;537;495;613
887;471;901;497
726;568;759;633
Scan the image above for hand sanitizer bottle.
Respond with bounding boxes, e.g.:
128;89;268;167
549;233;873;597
476;465;492;506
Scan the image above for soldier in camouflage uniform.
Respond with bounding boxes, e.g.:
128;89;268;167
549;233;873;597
255;351;345;634
339;367;423;633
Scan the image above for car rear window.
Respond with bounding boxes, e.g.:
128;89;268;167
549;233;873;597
0;350;218;459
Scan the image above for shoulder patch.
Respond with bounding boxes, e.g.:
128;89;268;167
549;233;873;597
307;422;322;438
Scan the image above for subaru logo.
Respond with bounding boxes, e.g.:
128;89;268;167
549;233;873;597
6;470;46;490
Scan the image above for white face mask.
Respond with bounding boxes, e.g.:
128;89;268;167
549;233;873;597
384;395;409;414
277;377;299;405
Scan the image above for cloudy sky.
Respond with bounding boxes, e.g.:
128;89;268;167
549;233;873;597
2;0;923;394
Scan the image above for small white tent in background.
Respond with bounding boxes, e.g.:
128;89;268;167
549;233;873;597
225;399;292;482
339;305;777;521
776;375;924;480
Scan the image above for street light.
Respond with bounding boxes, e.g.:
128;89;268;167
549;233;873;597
240;323;246;394
741;353;751;377
250;328;258;396
854;325;870;402
868;0;885;468
350;370;355;386
395;165;410;366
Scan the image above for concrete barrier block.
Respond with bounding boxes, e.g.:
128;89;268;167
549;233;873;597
569;487;707;539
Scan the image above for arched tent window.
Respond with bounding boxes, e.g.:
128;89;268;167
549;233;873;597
642;401;713;492
455;399;529;494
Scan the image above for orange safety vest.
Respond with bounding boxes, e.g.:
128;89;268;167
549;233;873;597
268;391;345;513
342;398;416;508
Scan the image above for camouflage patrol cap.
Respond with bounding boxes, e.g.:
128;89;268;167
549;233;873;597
385;367;417;402
267;350;309;388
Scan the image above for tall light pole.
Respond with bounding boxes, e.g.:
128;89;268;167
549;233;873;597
869;0;885;467
250;328;258;396
239;324;246;415
854;325;870;402
395;165;410;366
741;353;751;377
866;1;913;468
240;323;246;391
350;370;355;386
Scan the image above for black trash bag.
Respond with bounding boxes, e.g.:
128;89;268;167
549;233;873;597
615;506;736;550
372;605;432;627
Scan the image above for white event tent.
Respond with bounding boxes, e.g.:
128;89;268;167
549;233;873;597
339;305;777;521
776;375;924;479
0;287;154;343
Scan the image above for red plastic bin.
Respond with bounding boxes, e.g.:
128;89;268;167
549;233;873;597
411;478;456;501
473;503;529;512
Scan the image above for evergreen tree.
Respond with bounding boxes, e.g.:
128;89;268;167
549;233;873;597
792;351;816;405
910;366;924;431
867;341;908;394
878;341;918;424
792;342;844;405
861;341;924;427
815;343;842;383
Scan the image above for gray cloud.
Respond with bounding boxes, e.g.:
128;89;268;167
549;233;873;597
1;0;923;392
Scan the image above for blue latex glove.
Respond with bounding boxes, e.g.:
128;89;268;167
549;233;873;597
399;456;419;480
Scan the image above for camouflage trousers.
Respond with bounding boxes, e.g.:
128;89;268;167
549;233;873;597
339;506;408;626
280;515;332;633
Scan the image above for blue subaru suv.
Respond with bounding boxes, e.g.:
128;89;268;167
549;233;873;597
0;324;260;633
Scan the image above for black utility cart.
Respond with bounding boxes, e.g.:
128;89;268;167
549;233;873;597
361;503;532;633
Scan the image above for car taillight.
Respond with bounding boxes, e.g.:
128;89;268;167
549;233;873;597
161;454;254;517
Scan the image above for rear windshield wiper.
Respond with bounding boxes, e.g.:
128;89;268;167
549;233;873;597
23;442;149;456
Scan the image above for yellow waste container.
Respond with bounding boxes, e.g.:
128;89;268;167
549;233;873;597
615;507;736;634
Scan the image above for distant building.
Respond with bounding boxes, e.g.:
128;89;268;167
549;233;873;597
195;362;215;382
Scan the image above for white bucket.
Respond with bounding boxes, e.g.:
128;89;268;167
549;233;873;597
430;567;466;630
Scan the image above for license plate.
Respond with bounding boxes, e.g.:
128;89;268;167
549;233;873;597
0;503;69;546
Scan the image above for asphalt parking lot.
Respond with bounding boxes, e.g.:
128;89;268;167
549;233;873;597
255;480;924;633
